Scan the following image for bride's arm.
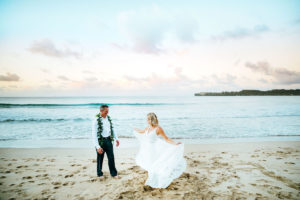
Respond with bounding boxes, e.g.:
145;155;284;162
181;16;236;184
157;126;181;145
133;127;146;134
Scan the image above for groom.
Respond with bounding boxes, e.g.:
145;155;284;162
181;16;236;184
92;104;120;179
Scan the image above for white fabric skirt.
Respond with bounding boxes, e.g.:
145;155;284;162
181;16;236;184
133;130;186;188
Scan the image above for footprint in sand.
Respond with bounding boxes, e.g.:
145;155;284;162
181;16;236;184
22;176;32;179
89;178;98;182
41;189;49;195
16;165;28;168
18;182;25;186
64;174;74;178
36;169;46;172
51;181;61;185
69;181;75;185
284;162;295;165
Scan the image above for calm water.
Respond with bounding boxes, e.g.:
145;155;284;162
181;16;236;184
0;96;299;147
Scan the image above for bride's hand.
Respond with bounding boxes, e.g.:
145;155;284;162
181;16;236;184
133;128;139;132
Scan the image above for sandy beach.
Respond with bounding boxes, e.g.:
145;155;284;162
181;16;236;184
0;141;299;200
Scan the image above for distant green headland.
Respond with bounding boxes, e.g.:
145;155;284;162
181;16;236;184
195;89;300;96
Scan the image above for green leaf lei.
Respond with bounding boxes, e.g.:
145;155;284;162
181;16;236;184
96;113;115;147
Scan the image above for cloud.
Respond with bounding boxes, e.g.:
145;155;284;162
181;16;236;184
211;73;237;85
40;68;50;73
117;5;199;54
245;61;300;84
57;75;70;81
122;68;242;94
212;24;269;41
85;77;98;82
28;39;82;58
123;67;205;90
82;70;93;74
0;73;20;81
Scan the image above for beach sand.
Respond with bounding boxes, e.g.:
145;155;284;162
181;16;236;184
0;141;299;199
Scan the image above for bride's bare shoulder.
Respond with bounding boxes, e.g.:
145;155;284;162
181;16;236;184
156;125;164;133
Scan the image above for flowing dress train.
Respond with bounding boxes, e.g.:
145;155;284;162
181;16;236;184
133;127;186;188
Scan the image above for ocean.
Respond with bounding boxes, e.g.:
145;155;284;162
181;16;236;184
0;96;299;148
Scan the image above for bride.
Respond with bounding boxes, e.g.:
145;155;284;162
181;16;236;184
133;112;186;188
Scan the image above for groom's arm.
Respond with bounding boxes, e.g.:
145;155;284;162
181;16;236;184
92;118;101;149
114;130;119;141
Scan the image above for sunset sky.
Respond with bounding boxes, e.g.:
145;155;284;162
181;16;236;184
0;0;300;96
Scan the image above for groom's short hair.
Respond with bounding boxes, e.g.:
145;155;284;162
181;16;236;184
100;104;109;111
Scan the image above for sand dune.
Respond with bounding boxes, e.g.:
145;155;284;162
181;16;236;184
0;141;299;199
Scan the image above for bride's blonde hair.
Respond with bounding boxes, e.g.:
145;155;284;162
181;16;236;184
147;112;159;127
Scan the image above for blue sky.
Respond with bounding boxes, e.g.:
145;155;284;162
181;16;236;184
1;0;299;42
0;0;300;96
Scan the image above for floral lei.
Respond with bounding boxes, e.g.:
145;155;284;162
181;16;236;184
96;113;115;146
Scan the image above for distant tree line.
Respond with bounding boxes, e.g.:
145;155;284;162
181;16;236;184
194;89;300;96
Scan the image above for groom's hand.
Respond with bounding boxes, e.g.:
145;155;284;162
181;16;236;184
116;140;120;147
97;148;104;154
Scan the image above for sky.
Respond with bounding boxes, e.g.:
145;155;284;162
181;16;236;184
0;0;300;96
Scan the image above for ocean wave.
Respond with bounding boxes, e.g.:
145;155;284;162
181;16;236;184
0;118;90;123
1;135;300;141
0;103;173;108
268;134;300;137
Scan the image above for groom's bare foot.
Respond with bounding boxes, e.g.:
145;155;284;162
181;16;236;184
112;175;120;179
98;175;105;180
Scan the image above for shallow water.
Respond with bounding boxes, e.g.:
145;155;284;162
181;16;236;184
0;96;299;147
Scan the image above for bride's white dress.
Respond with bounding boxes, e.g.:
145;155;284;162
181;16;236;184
133;127;186;188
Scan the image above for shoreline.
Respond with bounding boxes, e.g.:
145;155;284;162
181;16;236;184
0;135;299;148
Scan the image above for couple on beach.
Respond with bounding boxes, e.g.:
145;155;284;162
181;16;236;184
91;104;186;188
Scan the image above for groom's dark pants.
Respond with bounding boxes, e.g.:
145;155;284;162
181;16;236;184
96;137;118;177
